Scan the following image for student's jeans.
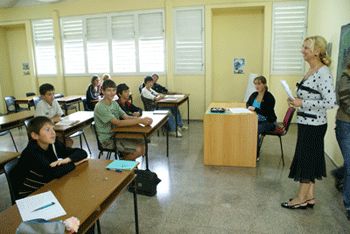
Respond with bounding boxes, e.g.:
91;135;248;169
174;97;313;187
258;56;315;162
159;107;183;132
335;119;350;210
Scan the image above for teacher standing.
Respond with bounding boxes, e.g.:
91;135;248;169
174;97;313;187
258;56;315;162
281;36;336;209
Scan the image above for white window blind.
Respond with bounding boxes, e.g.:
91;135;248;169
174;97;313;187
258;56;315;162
86;17;109;73
32;19;57;75
174;8;204;74
111;15;136;73
138;12;164;72
271;1;308;75
61;18;85;74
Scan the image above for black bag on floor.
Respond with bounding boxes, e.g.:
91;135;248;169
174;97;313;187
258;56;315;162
128;169;161;196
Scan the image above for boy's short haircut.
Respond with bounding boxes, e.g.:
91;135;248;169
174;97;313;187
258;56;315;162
152;73;159;78
101;79;116;91
144;76;153;84
27;116;54;139
39;83;55;95
116;83;129;96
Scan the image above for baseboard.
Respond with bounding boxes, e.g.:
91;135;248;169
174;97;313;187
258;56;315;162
325;151;341;168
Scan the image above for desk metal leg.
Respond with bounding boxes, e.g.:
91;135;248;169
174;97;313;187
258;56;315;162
144;136;149;170
133;179;139;234
166;127;169;157
175;107;178;137
187;98;190;125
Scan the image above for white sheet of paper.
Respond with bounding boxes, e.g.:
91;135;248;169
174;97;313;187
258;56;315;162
280;80;295;100
165;94;185;99
56;119;79;126
153;110;169;115
228;108;252;114
16;191;66;221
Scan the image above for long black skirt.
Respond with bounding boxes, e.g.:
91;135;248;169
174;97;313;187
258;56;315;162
288;124;327;183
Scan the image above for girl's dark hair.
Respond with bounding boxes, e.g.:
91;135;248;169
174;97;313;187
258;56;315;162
27;116;53;139
253;76;268;91
91;75;99;84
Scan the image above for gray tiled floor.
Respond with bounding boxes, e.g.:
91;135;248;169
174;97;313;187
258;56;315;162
0;121;349;233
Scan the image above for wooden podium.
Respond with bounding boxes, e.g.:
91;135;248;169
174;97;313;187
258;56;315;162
204;103;257;167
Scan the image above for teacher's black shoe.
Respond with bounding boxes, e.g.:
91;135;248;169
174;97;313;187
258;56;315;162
281;201;308;209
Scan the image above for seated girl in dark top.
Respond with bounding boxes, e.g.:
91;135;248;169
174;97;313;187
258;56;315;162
246;76;277;158
86;75;101;110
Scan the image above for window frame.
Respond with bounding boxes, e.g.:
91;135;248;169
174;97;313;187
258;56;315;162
173;6;205;75
60;9;165;77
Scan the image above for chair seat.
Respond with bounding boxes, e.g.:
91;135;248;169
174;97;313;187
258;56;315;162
265;126;286;136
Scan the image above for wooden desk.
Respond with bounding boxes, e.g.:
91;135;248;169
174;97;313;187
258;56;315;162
54;111;94;146
112;111;169;170
56;96;83;115
0;110;34;132
0;159;139;234
156;94;190;137
0;151;20;174
204;103;257;168
15;97;35;110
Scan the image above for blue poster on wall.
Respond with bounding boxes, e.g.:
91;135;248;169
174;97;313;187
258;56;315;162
337;23;350;82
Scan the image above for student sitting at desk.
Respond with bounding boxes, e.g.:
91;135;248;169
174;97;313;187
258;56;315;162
35;83;64;123
86;75;101;110
116;83;142;117
246;76;277;159
35;83;73;147
141;76;185;137
152;73;168;94
13;116;88;199
94;79;153;160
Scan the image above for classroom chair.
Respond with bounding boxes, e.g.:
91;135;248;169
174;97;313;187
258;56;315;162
25;92;36;97
258;107;295;166
4;96;26;114
92;122;119;160
141;96;156;111
4;157;20;205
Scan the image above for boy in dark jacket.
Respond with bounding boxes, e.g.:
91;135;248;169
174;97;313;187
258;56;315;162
14;116;88;199
116;83;142;117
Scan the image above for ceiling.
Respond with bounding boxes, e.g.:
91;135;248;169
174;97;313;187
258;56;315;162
0;0;62;8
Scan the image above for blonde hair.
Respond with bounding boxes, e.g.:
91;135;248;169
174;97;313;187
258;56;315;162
102;73;111;81
304;36;331;66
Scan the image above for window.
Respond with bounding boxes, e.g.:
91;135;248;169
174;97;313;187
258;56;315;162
271;1;308;75
32;19;57;75
61;18;85;74
61;10;164;75
174;7;204;74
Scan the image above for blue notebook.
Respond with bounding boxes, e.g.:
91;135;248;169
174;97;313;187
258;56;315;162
106;160;138;171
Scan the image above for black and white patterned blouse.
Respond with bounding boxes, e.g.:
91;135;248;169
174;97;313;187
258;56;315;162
296;66;336;125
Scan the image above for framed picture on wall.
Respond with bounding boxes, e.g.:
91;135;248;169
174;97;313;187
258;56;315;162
336;23;350;82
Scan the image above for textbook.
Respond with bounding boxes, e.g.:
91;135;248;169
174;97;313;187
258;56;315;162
106;160;138;171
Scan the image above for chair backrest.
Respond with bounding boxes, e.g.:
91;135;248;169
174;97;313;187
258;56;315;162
24;118;33;140
4;96;17;113
32;96;41;108
139;83;144;94
4;157;20;205
91;122;104;151
25;92;36;97
141;96;156;111
282;107;295;133
82;98;91;111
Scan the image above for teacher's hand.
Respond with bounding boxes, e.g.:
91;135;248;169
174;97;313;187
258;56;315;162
248;106;255;111
288;98;303;108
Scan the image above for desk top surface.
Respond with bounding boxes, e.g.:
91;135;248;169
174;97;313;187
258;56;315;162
0;110;34;126
15;96;35;102
112;111;169;134
54;111;94;132
0;159;135;233
56;95;84;102
156;94;189;104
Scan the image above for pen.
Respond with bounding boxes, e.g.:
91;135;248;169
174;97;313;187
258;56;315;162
32;202;55;212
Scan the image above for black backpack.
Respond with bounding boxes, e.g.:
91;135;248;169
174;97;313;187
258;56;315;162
128;169;161;196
